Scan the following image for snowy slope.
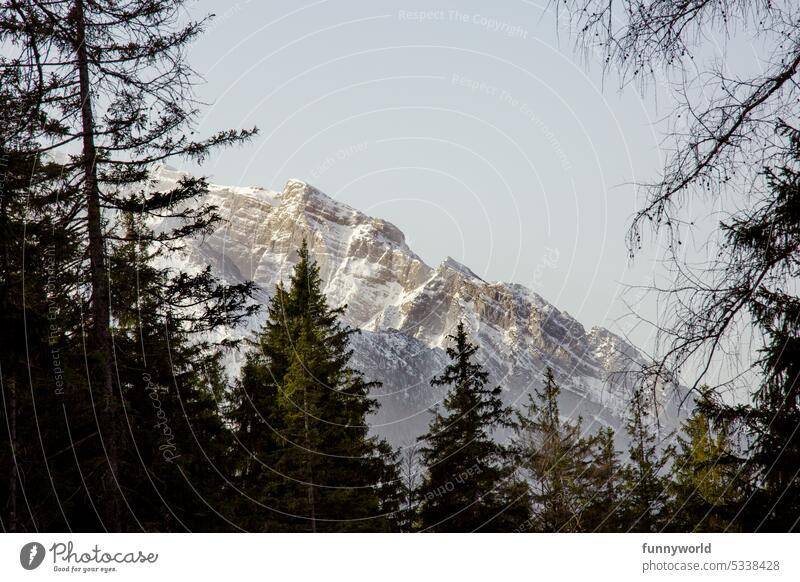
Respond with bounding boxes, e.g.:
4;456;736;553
151;167;684;446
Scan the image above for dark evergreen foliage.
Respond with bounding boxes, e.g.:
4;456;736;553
698;129;800;532
582;427;626;532
513;367;594;532
666;390;747;532
417;322;530;532
1;1;799;535
0;129;87;531
621;387;672;532
0;0;255;530
227;242;402;532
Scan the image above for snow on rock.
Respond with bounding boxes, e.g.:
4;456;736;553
156;172;684;446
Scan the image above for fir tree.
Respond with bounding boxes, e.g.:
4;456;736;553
690;133;800;532
513;367;593;532
743;327;800;531
667;392;746;532
417;322;530;532
0;141;83;531
1;0;256;529
725;146;800;531
106;213;253;531
0;88;88;531
621;387;672;532
582;427;626;532
226;349;287;531
229;242;401;532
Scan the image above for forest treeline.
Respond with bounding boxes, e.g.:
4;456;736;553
0;225;796;532
1;0;798;533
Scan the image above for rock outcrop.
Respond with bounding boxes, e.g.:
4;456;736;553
152;167;682;446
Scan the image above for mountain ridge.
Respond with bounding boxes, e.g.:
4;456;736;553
151;167;681;446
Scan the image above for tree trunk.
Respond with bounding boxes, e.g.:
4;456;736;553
9;378;17;532
73;0;121;531
303;384;316;532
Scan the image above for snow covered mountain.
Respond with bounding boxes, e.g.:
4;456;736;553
152;166;683;446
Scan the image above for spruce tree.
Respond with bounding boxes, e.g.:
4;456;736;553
1;0;256;529
743;328;800;531
226;349;287;531
0;82;105;530
106;213;254;531
513;367;593;532
228;242;401;532
621;387;672;532
667;392;746;532
687;136;800;532
0;79;88;531
582;427;626;532
724;149;800;531
417;322;530;532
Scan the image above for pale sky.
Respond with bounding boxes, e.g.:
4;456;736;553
181;0;732;348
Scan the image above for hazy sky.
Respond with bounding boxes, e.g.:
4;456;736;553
182;0;693;342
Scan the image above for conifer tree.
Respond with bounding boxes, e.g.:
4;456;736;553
0;0;256;529
582;427;626;532
0;146;67;531
741;330;800;531
0;83;91;531
226;349;287;531
417;322;530;532
229;242;401;532
106;213;254;531
621;387;672;532
667;392;745;532
513;367;593;532
721;146;800;531
683;135;800;532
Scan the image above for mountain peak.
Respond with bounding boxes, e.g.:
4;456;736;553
158;169;682;445
440;256;485;282
281;178;324;201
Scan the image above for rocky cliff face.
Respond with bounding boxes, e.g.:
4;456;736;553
153;166;681;446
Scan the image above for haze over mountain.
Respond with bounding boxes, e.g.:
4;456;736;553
152;166;682;446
